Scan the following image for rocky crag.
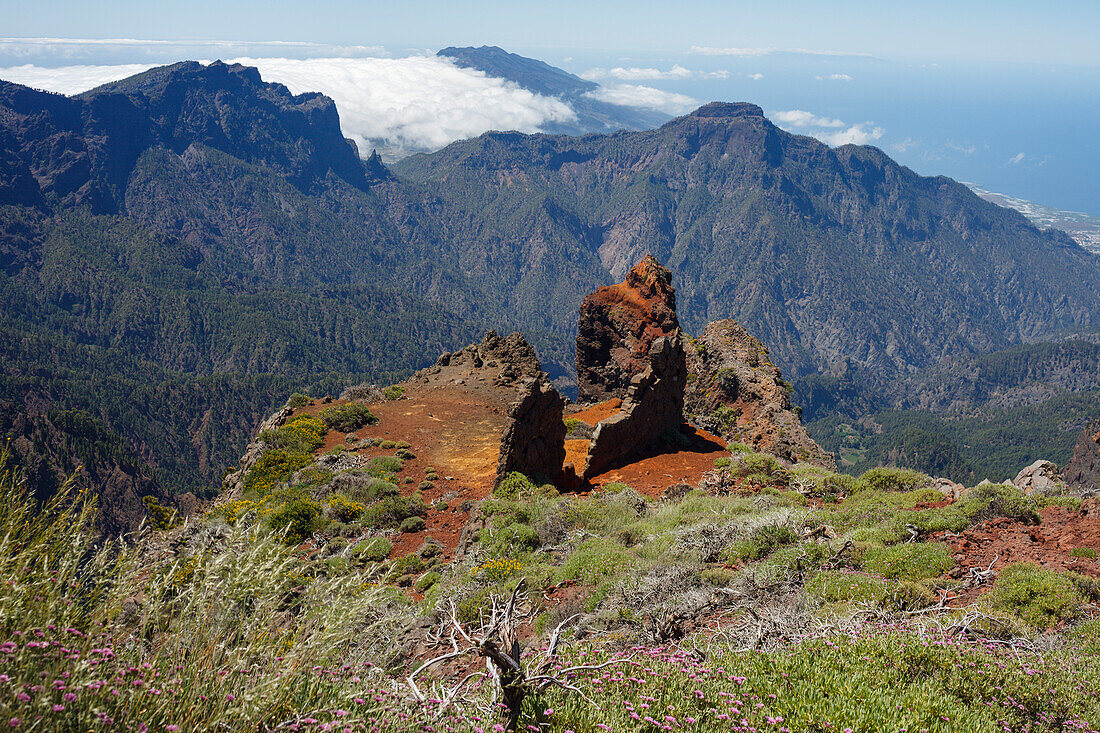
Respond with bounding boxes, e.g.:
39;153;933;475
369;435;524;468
574;257;688;478
685;320;835;470
1065;420;1100;495
576;256;682;403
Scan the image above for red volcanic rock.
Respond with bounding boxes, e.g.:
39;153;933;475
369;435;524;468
576;255;681;403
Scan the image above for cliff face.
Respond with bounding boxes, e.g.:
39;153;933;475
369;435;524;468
0;399;170;536
576;255;681;403
1065;420;1100;495
685;320;835;470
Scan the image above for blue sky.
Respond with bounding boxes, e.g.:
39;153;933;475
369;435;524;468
6;1;1100;66
2;1;1098;213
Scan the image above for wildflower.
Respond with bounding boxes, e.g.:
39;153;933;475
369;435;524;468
52;705;64;712
167;727;180;732
8;719;19;728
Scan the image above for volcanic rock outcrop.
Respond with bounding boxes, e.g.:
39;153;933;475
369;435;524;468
575;257;688;479
413;331;565;486
496;377;566;485
684;320;835;470
582;332;688;479
576;255;681;402
1065;420;1100;495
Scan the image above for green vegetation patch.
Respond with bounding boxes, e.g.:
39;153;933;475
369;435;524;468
319;403;378;432
983;562;1085;629
361;495;427;529
862;542;954;581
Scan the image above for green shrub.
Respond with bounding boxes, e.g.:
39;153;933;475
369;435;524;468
714;456;732;469
495;471;537;499
863;542;954;581
984;562;1084;629
286;392;311;409
806;569;891;606
350;536;392;563
415;572;440;592
326;494;364;523
143;495;176;530
858;467;930;493
365;455;404;477
957;482;1041;525
560;538;636;585
395;448;416;460
731;453;790;488
398;516;426;533
727;442;753;454
381;384;405;400
389;554;426;578
1071;547;1098;560
320;403;378;432
727;523;799;562
260;415;326;454
482;523;540;557
379;440;397;450
418;480;435;491
264;498;322;544
361;495;427;529
244;449;314;497
342;476;399;504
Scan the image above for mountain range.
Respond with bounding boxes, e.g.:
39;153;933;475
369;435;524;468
1;52;1097;501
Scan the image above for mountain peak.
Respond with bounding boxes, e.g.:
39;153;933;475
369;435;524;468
689;102;765;119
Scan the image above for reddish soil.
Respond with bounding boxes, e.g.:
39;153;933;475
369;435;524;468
295;383;514;562
583;426;728;497
934;501;1100;595
567;398;623;426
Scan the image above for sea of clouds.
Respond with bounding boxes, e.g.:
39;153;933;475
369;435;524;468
0;53;584;155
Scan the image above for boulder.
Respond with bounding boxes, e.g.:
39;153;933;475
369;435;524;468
576;255;680;402
684;319;835;470
496;377;566;485
582;332;687;478
1064;420;1100;495
1013;459;1065;496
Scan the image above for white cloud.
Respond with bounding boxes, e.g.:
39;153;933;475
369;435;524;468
0;62;154;94
701;70;731;79
584;84;699;115
689;45;775;57
816;124;884;146
945;141;977;155
1007;152;1026;165
689;45;870;58
0;37;389;63
769;108;883;147
772;109;845;128
891;137;919;153
233;56;577;152
745;72;764;80
0;56;579;153
581;64;693;81
815;73;854;81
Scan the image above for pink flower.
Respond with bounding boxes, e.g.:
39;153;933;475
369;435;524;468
52;705;64;712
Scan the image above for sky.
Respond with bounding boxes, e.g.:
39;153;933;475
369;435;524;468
1;0;1097;213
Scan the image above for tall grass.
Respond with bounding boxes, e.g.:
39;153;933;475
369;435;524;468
0;452;439;731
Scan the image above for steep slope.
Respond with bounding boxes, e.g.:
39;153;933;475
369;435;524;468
0;64;486;493
395;101;1100;384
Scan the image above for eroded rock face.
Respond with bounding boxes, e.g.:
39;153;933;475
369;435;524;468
684;320;835;470
496;377;566;485
583;332;687;478
1065;421;1100;495
576;255;681;403
412;330;543;389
